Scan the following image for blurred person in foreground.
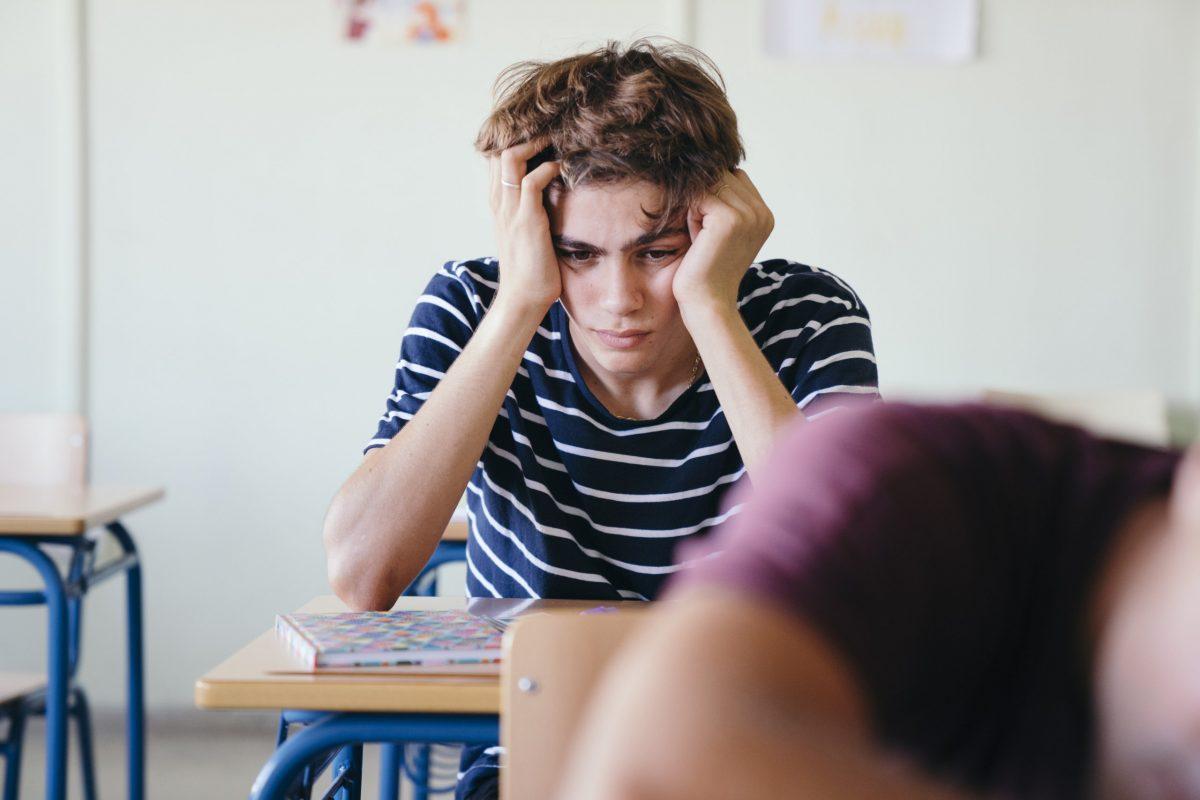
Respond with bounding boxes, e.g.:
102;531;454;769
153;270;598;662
561;402;1200;800
323;38;879;799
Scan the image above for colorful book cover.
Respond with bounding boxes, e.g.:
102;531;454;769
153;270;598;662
275;609;503;669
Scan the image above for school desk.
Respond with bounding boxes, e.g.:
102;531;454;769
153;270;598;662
195;595;633;800
0;484;163;800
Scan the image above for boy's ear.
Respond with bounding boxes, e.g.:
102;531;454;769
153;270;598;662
1169;444;1200;531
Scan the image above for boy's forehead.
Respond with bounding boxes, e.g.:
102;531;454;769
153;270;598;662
548;181;672;237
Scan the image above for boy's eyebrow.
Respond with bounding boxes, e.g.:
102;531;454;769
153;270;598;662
627;227;687;249
551;228;688;254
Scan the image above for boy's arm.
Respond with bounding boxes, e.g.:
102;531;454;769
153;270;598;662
322;296;547;611
671;171;877;477
557;587;978;800
672;169;800;479
323;142;561;611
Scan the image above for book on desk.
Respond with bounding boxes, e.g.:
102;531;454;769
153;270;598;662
275;609;504;670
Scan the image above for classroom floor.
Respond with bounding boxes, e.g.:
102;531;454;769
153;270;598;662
13;709;455;799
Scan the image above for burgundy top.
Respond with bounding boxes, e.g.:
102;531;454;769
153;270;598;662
674;403;1181;799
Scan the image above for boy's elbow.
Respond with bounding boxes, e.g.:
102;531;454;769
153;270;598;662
339;584;399;613
323;502;399;612
327;557;399;612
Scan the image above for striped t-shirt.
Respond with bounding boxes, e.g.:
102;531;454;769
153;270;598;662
366;257;879;601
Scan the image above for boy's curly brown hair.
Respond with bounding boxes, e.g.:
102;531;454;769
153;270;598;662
475;38;745;235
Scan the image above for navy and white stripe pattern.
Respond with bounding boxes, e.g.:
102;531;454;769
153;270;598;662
366;257;878;601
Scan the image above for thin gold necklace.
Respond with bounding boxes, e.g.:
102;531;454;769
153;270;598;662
612;354;703;421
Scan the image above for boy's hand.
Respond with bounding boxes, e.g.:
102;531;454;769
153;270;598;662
672;169;774;314
488;139;563;320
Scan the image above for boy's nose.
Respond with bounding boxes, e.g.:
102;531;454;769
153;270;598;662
599;262;644;318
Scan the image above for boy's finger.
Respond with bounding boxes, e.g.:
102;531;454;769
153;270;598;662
713;177;755;219
518;161;562;217
732;168;768;206
488;156;501;210
498;137;552;184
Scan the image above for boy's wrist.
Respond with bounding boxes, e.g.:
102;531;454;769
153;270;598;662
486;292;553;337
678;293;741;333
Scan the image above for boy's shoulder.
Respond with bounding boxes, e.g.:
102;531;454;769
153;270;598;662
738;259;861;301
420;258;501;322
737;259;866;326
435;257;500;292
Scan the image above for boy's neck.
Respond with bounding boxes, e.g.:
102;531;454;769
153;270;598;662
568;321;699;421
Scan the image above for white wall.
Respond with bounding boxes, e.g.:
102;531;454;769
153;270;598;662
0;0;88;684
701;0;1199;398
0;0;82;414
1;0;1198;709
1193;2;1200;405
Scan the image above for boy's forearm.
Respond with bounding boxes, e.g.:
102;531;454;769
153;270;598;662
323;297;546;609
679;299;802;479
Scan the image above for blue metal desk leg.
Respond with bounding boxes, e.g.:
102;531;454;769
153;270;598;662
411;745;430;800
2;702;27;800
0;540;70;800
71;688;98;800
249;714;499;800
107;522;145;800
378;744;401;800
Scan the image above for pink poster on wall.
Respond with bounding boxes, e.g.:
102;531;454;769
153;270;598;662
765;0;979;62
340;0;466;45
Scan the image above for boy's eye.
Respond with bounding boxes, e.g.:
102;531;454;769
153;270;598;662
642;249;677;262
556;249;594;264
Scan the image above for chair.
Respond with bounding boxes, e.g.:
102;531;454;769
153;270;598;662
0;674;43;799
501;610;646;800
0;413;98;800
981;389;1170;447
0;413;87;486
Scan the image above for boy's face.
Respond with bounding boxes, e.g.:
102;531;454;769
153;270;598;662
1096;446;1200;799
546;180;696;381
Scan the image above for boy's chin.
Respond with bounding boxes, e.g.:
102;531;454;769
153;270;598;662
592;351;653;377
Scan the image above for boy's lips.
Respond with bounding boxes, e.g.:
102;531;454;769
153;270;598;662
594;329;650;349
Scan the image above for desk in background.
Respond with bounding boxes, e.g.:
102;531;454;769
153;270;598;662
0;484;163;800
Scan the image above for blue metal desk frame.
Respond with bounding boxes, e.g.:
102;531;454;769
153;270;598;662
0;521;145;800
261;540;475;800
259;713;497;800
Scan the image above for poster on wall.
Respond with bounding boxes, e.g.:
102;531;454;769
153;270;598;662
339;0;466;45
765;0;979;62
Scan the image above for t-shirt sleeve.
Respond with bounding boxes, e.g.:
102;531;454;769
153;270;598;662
364;263;484;453
758;268;879;419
